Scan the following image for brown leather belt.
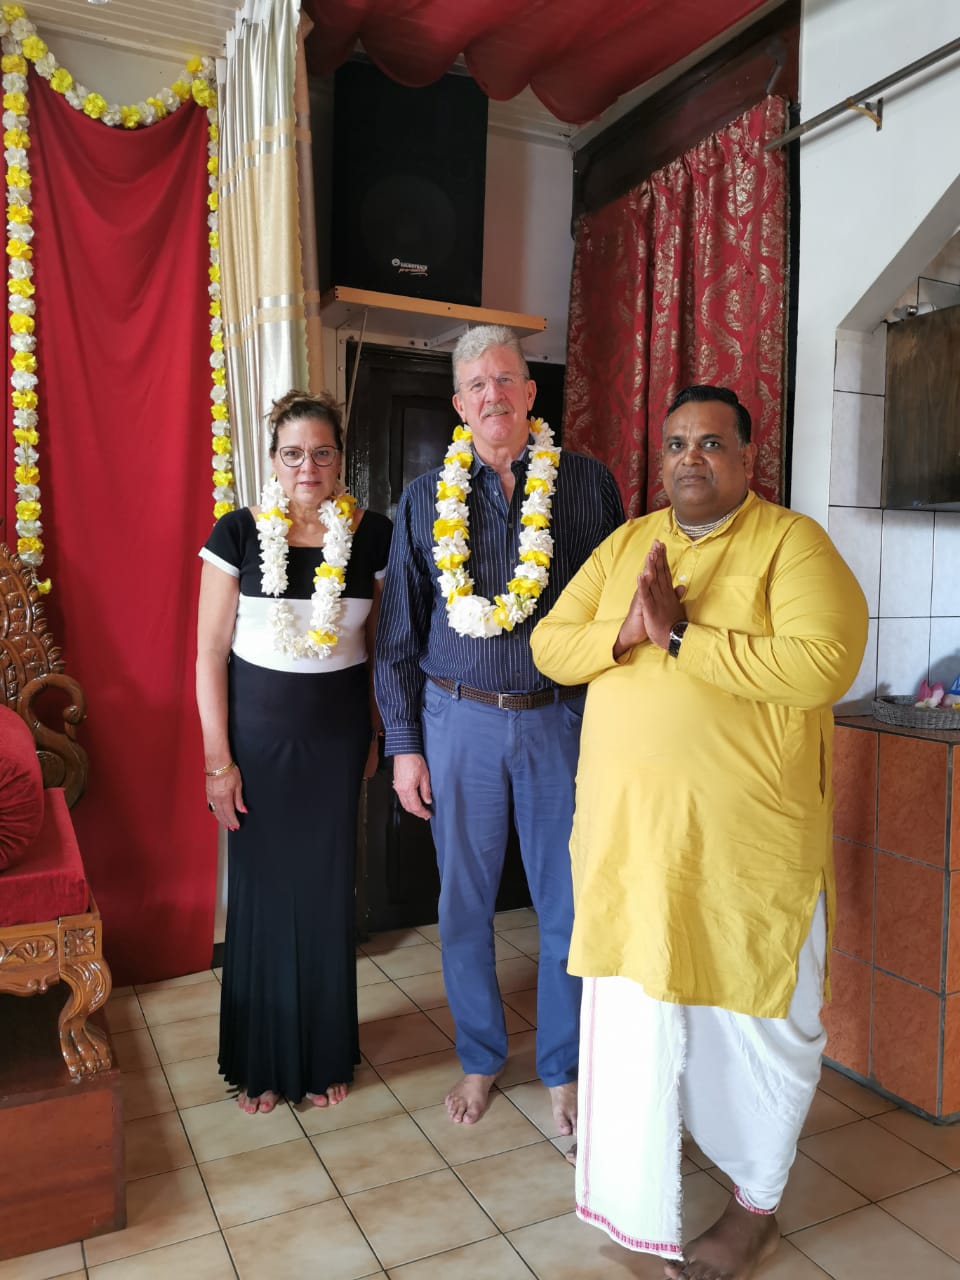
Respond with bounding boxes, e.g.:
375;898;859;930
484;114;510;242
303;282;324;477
428;674;586;711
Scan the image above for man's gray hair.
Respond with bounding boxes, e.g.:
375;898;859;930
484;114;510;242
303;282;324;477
452;325;530;390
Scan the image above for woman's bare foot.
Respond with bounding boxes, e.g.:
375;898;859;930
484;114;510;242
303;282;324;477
307;1083;349;1108
237;1090;279;1115
549;1081;577;1136
664;1198;780;1279
445;1072;499;1123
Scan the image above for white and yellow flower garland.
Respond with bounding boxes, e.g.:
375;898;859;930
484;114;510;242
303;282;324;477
256;473;357;660
433;417;559;638
0;3;231;587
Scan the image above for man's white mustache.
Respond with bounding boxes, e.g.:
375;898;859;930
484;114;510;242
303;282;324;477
481;404;510;418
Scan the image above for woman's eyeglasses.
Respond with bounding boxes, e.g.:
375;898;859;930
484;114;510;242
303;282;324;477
277;446;341;468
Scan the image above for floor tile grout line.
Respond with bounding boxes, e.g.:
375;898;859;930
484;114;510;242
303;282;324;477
874;1191;960;1264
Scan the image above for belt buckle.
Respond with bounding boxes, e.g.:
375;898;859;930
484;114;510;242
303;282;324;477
497;692;510;710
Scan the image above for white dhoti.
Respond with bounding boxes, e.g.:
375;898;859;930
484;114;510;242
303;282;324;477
576;895;827;1257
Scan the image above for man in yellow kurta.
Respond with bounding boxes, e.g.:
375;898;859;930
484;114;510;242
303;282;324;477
531;386;867;1280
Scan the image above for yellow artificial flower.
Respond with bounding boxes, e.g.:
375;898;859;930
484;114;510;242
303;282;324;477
82;93;107;119
35;577;51;594
212;367;225;385
192;80;216;109
5;164;29;189
13;387;39;407
452;425;473;442
208;230;218;249
433;517;467;541
210;332;223;351
186;56;203;74
3;127;29;148
436;552;468;571
307;630;338;648
17;535;42;555
334;495;357;518
213;500;234;518
533;449;560;464
171;79;191;102
1;55;26;75
120;105;142;129
520;512;549;529
12;426;37;445
6;237;32;259
208;122;219;142
530;416;544;431
262;507;290;524
6;205;31;226
519;549;551;568
208;263;220;283
2;92;26;115
146;96;167;119
15;498;40;520
1;6;26;23
211;433;231;454
211;402;228;421
445;449;473;469
8;276;34;296
212;469;233;487
492;601;515;631
207;155;218;177
9;313;34;333
446;585;472;604
207;190;218;211
50;67;73;94
436;481;465;501
525;476;550;494
20;35;47;61
316;563;345;583
209;299;221;317
11;350;36;371
14;462;39;484
507;577;542;598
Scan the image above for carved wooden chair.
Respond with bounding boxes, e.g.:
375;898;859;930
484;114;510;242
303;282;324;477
0;541;113;1080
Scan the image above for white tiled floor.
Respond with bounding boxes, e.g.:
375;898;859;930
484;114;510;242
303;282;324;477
6;909;960;1278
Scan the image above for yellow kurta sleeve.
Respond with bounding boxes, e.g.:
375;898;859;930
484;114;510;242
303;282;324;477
531;530;631;685
678;515;868;708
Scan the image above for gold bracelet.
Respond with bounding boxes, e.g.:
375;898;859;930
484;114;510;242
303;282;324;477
204;761;235;778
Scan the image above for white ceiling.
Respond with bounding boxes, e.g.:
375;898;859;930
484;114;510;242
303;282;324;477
26;0;238;60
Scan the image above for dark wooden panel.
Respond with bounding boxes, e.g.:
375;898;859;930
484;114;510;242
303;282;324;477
573;0;799;218
0;991;125;1261
883;308;960;510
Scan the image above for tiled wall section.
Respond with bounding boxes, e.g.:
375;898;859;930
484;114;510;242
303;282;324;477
826;722;960;1117
828;325;960;715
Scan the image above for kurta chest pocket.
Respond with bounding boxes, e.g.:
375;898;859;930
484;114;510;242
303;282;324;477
693;574;767;632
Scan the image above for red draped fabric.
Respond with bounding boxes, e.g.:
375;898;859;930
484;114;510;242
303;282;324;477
2;74;217;984
564;97;788;517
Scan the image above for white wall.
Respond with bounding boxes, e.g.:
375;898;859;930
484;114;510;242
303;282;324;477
796;0;960;708
34;31;182;102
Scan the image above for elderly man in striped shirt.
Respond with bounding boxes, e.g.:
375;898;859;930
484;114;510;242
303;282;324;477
375;324;623;1132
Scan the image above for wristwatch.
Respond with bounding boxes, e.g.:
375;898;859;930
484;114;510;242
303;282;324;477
668;620;689;659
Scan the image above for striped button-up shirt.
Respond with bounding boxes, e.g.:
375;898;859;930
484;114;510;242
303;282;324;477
375;447;624;755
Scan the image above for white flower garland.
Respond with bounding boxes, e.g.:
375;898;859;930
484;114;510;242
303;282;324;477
0;3;231;588
433;417;560;638
256;473;356;660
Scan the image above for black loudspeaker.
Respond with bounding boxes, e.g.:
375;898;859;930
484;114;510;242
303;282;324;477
331;62;488;307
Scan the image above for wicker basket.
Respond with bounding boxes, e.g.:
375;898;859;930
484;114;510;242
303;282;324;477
872;695;960;730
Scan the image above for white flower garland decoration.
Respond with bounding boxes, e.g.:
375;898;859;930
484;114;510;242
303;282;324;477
256;473;356;660
433;417;560;638
0;3;232;588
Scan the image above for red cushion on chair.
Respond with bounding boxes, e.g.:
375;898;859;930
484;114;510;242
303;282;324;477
0;788;88;926
0;704;44;871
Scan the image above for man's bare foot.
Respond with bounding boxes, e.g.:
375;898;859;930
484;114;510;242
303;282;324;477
307;1083;349;1108
549;1081;577;1136
445;1073;498;1124
664;1198;780;1279
564;1141;577;1167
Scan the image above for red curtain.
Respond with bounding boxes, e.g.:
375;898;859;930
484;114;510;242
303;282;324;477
3;74;217;984
564;96;788;517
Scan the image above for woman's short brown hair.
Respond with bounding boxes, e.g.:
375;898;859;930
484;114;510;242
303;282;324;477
266;389;344;455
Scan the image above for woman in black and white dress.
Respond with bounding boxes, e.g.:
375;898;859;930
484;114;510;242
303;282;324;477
196;390;391;1114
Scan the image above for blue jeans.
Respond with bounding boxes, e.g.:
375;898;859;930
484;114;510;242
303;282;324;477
421;679;583;1085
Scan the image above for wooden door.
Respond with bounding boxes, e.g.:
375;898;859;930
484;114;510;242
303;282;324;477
347;343;565;933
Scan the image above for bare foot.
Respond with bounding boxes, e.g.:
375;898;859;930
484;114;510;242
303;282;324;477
664;1198;780;1279
445;1072;498;1124
237;1090;279;1115
564;1141;577;1166
237;1091;258;1115
549;1081;577;1136
307;1083;349;1108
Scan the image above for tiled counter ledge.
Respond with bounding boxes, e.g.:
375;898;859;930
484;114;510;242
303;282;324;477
827;715;960;1119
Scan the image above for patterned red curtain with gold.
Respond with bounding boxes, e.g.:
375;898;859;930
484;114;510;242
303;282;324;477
564;96;788;517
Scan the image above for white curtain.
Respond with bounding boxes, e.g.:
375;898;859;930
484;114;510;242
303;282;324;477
217;0;323;506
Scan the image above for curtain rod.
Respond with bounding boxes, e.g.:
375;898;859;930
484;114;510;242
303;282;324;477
765;35;960;150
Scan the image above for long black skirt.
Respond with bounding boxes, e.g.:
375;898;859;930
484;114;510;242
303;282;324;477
219;654;369;1102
